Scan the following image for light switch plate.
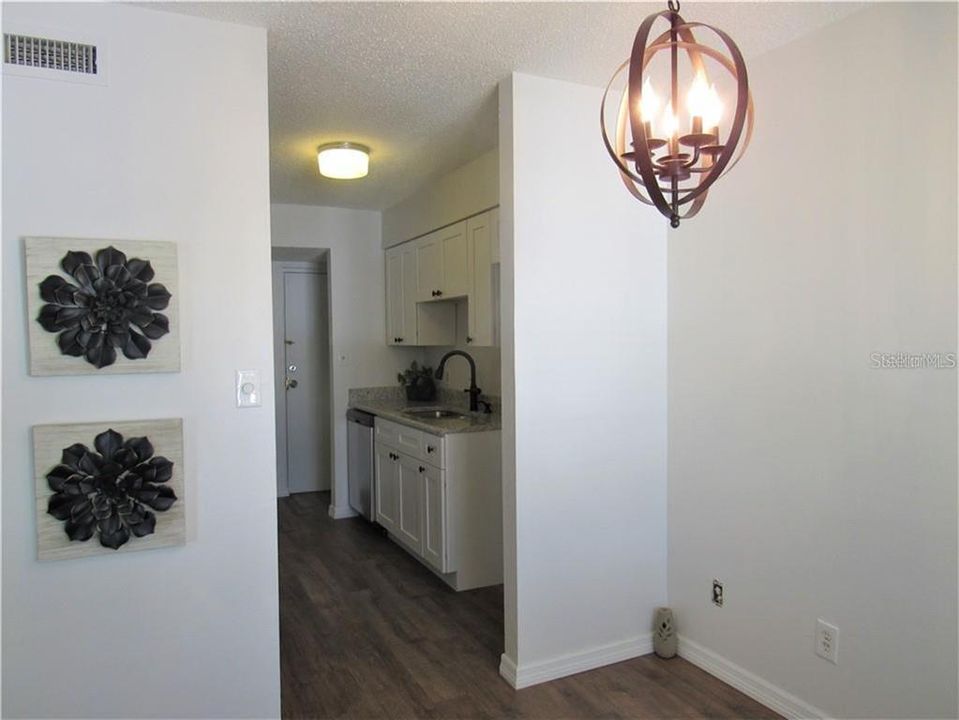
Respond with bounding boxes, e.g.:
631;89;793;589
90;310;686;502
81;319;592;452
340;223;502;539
236;370;261;408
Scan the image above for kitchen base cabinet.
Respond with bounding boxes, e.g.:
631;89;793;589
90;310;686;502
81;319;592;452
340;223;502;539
396;454;423;552
422;463;446;572
374;445;399;533
373;417;502;591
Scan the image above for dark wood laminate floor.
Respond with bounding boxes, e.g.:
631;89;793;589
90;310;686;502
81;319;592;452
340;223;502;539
279;492;779;720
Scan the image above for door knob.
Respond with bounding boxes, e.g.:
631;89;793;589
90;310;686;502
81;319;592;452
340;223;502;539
285;378;298;390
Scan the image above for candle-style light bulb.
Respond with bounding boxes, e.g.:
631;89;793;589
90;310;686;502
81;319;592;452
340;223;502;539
703;83;722;138
638;78;663;142
639;78;661;121
688;71;723;138
662;108;679;138
662;108;679;155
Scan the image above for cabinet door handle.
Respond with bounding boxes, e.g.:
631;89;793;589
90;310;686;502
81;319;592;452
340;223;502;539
435;290;443;297
418;466;425;473
466;336;473;344
397;337;403;343
426;445;435;454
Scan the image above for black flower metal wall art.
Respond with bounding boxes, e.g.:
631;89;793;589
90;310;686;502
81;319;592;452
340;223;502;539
37;246;171;368
46;429;177;550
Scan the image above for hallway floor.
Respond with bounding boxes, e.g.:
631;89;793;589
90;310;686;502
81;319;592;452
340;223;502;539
279;492;779;719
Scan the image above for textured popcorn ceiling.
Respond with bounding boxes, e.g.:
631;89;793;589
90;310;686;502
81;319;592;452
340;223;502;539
147;2;864;210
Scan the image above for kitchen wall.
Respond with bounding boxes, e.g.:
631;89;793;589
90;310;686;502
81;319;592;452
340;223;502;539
667;4;958;718
382;148;498;248
270;204;420;516
2;4;280;717
498;73;668;687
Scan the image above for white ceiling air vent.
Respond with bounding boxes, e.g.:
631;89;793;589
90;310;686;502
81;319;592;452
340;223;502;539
2;28;106;85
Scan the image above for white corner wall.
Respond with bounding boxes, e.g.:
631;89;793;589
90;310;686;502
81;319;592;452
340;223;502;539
270;204;421;516
2;4;280;718
667;4;958;718
499;72;668;687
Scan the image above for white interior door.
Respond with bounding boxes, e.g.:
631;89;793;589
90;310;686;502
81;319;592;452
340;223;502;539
283;270;331;494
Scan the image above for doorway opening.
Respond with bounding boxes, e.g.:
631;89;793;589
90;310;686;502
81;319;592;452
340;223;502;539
271;249;332;498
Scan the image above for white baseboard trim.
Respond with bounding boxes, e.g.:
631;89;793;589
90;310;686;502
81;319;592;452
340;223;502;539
678;635;828;720
328;504;358;519
499;634;653;690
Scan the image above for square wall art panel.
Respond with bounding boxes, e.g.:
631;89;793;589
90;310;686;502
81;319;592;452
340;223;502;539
25;237;180;375
34;418;185;561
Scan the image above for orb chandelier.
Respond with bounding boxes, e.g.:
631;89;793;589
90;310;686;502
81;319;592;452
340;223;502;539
601;0;754;228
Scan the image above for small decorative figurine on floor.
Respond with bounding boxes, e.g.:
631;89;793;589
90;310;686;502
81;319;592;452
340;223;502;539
653;606;677;658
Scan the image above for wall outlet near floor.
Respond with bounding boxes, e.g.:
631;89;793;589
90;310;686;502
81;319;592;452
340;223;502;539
815;619;839;664
711;579;724;607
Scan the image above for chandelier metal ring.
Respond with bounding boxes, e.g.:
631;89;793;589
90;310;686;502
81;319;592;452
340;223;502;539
600;3;755;227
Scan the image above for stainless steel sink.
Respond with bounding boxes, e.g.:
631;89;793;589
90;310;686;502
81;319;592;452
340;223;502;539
403;408;468;420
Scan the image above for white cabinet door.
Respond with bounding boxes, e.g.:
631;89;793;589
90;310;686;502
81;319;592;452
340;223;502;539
467;212;495;347
439;221;469;298
385;246;404;345
400;243;418;344
395;453;423;552
422;464;448;572
374;445;399;533
386;244;417;345
416;231;443;302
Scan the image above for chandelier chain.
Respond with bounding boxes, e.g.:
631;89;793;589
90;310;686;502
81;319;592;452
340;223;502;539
667;0;680;13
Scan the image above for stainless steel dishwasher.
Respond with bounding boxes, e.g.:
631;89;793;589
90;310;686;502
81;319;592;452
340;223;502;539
346;408;375;521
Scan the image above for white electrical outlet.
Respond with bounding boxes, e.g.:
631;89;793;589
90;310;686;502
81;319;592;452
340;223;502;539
815;619;839;664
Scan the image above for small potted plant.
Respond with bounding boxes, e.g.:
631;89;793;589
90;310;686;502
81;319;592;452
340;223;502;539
398;361;436;402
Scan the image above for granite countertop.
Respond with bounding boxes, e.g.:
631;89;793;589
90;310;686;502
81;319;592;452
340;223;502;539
349;387;501;436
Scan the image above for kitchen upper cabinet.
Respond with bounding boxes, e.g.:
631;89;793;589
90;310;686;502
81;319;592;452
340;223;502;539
441;222;470;298
384;209;499;347
387;242;454;346
466;210;498;347
417;220;468;301
385;243;417;346
416;232;443;302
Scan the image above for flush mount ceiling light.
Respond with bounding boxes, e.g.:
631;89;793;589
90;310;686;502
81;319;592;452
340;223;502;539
601;0;754;228
317;142;370;180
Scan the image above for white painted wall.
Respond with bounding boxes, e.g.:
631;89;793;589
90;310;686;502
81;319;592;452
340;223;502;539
271;204;420;517
668;4;958;718
1;4;279;717
499;73;668;685
382;148;498;248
